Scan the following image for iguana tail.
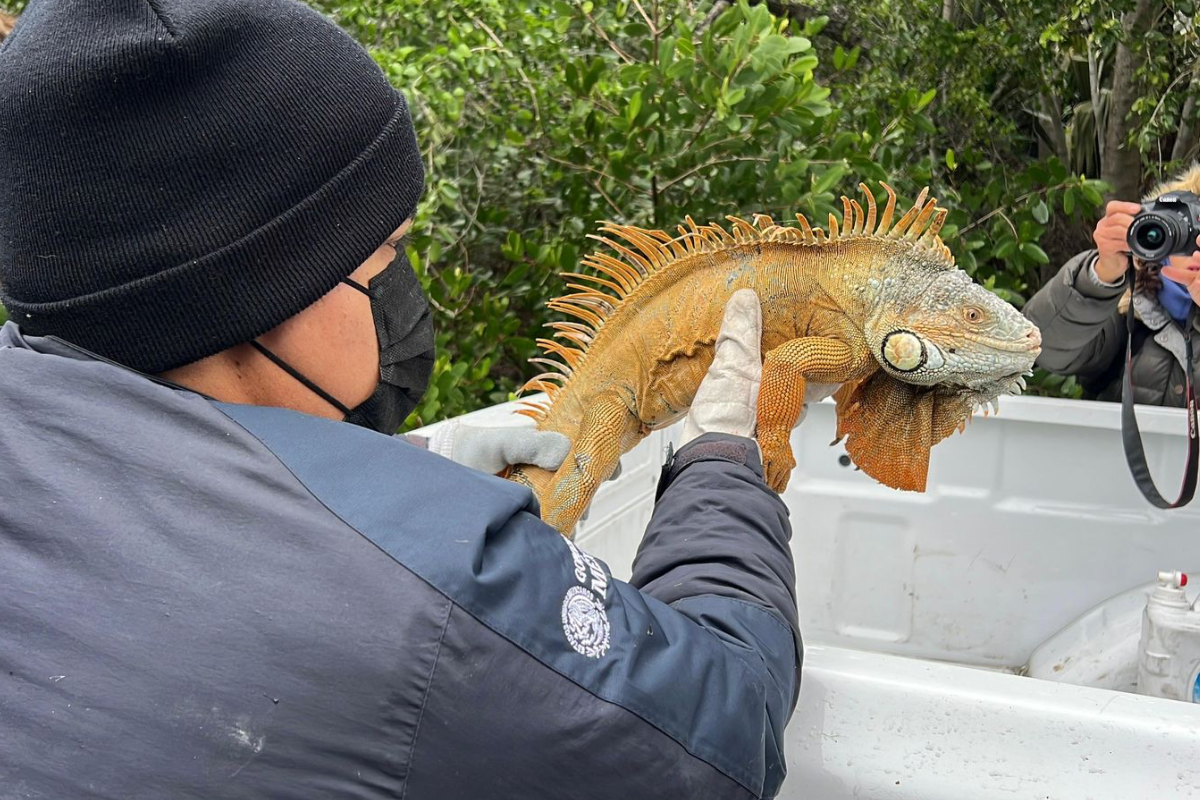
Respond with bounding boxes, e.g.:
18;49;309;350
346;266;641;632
510;390;640;536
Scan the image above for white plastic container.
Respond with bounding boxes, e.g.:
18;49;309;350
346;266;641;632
1137;570;1200;702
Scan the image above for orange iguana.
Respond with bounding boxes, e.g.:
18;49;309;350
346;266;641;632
508;180;1042;535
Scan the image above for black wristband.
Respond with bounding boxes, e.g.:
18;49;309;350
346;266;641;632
655;434;754;500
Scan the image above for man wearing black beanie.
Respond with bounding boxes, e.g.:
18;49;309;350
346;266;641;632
0;2;802;798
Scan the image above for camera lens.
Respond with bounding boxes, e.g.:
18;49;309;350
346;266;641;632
1137;224;1166;249
1128;214;1178;260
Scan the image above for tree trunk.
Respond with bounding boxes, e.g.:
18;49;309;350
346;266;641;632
1038;90;1070;165
1172;59;1200;165
942;0;957;24
1087;41;1103;174
1101;0;1156;202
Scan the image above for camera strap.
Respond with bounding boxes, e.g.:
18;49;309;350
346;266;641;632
1120;258;1198;508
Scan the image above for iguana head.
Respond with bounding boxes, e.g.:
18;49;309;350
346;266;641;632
822;182;1042;493
865;267;1042;408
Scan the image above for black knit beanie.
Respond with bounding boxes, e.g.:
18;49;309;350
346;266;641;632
0;0;426;373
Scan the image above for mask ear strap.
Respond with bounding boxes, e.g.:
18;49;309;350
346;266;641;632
250;340;353;417
342;277;371;296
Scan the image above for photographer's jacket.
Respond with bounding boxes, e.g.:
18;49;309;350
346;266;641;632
1025;249;1200;405
0;323;800;800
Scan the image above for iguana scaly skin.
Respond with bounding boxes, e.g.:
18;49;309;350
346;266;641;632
508;180;1042;535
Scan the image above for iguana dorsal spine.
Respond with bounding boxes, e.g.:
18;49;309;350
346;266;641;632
515;181;951;423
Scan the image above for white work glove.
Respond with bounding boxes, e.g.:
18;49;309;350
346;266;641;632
680;288;763;450
423;418;571;476
679;289;833;449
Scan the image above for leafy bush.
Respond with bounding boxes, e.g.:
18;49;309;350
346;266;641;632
7;0;1197;414
317;0;1117;425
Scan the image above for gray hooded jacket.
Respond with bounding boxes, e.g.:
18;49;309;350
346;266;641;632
0;322;800;799
1023;249;1199;405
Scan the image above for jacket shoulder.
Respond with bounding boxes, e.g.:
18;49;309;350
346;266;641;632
214;401;537;533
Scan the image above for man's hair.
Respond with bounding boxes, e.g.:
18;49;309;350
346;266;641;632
0;13;16;40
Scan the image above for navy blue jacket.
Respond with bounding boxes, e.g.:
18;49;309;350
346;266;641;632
0;322;801;799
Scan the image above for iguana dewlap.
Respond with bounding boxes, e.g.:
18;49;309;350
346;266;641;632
508;181;1042;535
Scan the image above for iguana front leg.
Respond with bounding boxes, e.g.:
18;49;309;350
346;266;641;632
543;390;639;536
756;337;863;492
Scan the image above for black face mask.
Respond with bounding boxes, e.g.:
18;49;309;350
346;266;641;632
251;246;435;434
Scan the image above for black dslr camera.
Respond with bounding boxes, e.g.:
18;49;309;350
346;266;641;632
1127;190;1200;261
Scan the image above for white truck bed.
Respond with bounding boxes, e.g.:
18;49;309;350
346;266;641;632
418;395;1200;798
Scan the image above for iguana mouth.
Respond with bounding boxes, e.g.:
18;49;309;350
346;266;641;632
960;328;1042;354
961;368;1036;413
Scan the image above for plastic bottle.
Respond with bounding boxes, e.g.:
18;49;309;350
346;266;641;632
1136;571;1200;702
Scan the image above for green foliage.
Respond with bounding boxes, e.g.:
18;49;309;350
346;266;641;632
3;0;1191;417
318;0;859;428
316;0;1121;425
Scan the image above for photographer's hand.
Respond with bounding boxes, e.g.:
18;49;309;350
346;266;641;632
1093;200;1143;283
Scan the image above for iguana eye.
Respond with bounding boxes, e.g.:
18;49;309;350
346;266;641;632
881;330;926;372
963;307;984;324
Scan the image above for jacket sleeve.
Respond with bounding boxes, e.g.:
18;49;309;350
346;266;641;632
1023;249;1128;377
630;431;799;795
215;403;799;799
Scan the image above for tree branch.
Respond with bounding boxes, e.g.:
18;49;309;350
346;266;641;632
659;156;772;191
583;9;636;64
1036;87;1070;166
1101;0;1156;202
463;12;542;133
544;155;643;195
1172;58;1200;164
697;1;729;35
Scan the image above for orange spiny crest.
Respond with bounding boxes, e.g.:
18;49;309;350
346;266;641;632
547;299;605;329
535;338;583;368
547;320;594;347
588;231;653;277
583;253;639;293
860;182;878;232
877;182;898;231
561;271;627;299
850;200;865;234
528;357;573;378
795;213;816;243
563;284;621;308
649;228;689;259
523;177;959;419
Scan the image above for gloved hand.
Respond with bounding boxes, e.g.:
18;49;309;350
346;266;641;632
680;288;764;449
679;288;830;449
422;418;571;476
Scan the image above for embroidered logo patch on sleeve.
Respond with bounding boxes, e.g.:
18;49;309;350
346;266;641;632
560;538;611;658
561;586;611;658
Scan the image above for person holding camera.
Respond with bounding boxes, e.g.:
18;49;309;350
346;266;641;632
1024;165;1200;405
